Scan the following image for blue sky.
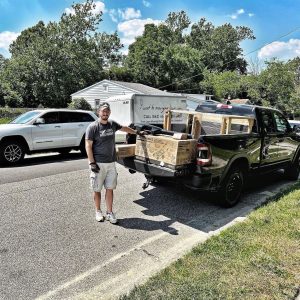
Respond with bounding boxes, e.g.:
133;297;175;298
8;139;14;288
1;0;300;63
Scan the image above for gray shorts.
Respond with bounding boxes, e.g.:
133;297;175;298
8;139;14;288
90;162;118;192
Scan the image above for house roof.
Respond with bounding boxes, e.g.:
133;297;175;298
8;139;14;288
110;80;171;95
71;79;171;96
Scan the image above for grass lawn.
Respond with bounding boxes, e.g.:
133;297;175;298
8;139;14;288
0;117;11;124
121;182;300;300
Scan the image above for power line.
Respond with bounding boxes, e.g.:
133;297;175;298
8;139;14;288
158;25;300;91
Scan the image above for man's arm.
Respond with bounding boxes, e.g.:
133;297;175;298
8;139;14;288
119;126;147;135
85;139;95;163
119;126;137;135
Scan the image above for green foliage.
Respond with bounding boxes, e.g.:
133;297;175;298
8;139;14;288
0;0;122;108
259;59;295;111
126;12;255;92
0;117;12;124
68;97;92;110
0;107;31;118
187;20;255;74
200;57;300;111
200;70;241;101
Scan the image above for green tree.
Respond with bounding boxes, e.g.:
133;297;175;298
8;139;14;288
187;19;255;73
200;69;242;101
2;0;122;108
68;97;92;110
259;59;295;111
126;11;255;92
125;11;194;88
0;54;9;106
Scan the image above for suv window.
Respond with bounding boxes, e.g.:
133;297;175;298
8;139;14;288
59;112;95;123
42;112;60;124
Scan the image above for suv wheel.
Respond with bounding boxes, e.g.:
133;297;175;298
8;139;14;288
0;140;25;165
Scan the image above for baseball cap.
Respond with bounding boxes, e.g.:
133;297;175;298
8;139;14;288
99;102;110;110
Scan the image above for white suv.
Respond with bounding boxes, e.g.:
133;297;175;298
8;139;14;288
0;109;98;165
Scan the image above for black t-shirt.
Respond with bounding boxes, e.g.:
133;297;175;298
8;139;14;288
85;120;122;163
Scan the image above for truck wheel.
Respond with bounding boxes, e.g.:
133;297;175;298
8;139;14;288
285;155;300;180
219;167;244;208
0;140;25;165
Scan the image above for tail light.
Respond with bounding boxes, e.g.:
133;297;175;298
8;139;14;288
196;142;212;166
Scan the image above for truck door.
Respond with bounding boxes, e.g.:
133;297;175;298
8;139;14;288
259;109;279;167
273;111;297;162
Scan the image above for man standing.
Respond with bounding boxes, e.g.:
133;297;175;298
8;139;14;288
85;102;142;224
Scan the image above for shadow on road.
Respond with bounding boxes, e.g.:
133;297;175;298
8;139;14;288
116;218;179;235
2;151;85;168
118;170;292;234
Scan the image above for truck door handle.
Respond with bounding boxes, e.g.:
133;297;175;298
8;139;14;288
78;124;84;127
55;125;61;128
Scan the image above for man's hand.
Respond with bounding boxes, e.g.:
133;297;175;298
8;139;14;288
136;130;148;136
90;162;100;173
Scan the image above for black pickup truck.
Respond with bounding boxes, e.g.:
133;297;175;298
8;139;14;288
118;104;300;207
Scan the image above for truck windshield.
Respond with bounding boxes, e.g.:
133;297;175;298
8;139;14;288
10;111;41;124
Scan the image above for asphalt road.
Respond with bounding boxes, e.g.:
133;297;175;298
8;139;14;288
0;153;296;300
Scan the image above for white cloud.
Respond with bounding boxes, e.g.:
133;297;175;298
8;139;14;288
143;0;151;7
109;7;141;22
65;1;105;16
93;1;105;14
258;39;300;60
248;13;254;17
65;7;75;15
121;8;141;20
230;8;245;19
0;31;19;51
109;9;118;22
118;18;161;46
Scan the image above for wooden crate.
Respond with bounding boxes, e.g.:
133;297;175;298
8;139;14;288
135;135;197;167
116;144;136;159
163;110;255;139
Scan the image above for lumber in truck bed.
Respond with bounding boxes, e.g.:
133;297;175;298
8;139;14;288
163;109;255;140
116;109;255;168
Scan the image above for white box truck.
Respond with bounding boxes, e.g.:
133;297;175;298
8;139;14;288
104;93;187;142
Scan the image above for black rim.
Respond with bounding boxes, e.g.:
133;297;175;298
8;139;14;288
4;144;22;162
226;172;243;203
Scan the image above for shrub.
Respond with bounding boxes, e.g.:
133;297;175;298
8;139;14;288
68;98;92;111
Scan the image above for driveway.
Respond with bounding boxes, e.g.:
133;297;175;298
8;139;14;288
0;154;296;299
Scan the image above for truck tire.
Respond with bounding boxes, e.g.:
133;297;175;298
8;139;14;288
284;155;300;180
0;140;25;165
219;166;244;208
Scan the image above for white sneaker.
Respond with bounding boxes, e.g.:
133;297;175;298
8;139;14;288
106;212;118;224
95;211;104;222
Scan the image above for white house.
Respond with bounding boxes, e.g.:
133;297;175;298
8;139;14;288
71;80;173;109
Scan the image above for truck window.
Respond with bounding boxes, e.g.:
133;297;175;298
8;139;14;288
260;110;276;133
273;111;290;133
